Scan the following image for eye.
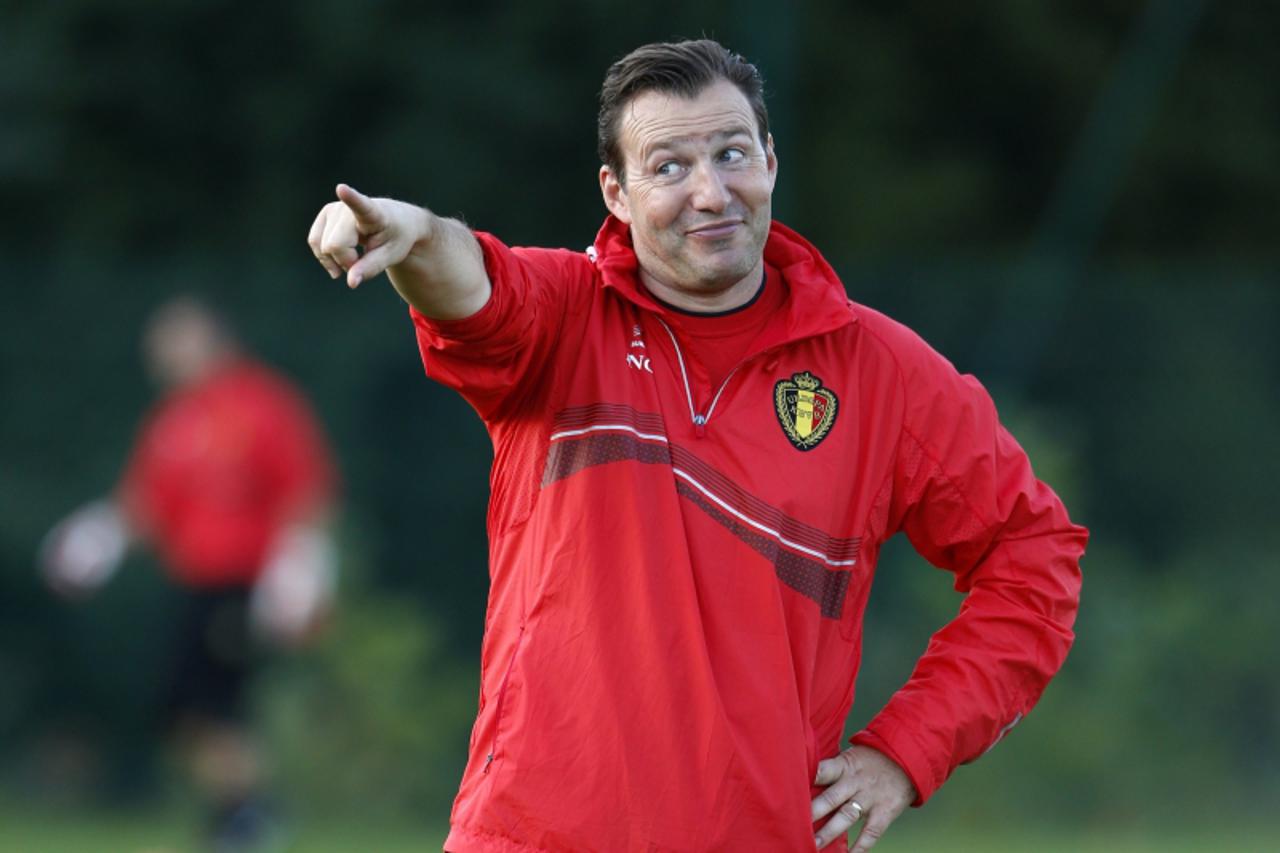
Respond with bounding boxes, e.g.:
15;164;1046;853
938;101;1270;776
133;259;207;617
655;160;683;178
718;147;747;164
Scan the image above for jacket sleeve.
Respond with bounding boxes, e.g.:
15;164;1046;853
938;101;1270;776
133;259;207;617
411;231;591;423
850;323;1087;805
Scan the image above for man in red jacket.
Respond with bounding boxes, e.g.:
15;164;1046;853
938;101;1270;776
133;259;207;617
42;295;338;850
309;39;1085;853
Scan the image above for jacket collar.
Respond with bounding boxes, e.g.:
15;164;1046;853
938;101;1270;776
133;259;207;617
590;214;856;348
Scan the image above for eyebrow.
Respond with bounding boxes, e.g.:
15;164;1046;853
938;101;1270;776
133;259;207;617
641;126;757;160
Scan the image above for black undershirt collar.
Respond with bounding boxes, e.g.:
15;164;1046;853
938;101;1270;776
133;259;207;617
649;269;768;318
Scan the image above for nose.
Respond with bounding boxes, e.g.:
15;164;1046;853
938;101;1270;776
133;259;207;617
688;160;731;212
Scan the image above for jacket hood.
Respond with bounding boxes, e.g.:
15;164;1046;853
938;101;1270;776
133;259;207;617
590;214;857;345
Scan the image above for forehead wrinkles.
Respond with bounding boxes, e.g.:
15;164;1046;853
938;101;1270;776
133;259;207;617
621;96;757;161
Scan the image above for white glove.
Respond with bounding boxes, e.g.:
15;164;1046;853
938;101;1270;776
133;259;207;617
251;525;337;646
40;499;129;597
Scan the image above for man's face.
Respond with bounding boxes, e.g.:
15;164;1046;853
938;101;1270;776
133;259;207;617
600;79;777;308
143;304;224;389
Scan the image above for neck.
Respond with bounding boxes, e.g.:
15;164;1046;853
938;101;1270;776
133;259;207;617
162;347;236;390
638;260;766;314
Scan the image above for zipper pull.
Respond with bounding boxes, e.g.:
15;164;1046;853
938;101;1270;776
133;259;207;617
693;413;707;438
483;752;495;774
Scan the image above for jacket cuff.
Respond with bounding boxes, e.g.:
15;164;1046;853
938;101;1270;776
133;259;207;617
849;726;934;807
409;289;502;343
408;231;510;343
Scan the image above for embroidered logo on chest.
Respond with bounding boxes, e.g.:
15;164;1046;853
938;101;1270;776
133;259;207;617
774;371;838;450
626;324;653;374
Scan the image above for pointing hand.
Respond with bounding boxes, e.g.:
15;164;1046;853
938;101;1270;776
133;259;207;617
307;184;429;289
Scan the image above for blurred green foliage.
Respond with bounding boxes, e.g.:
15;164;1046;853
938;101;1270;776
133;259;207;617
256;534;477;821
1;0;1277;834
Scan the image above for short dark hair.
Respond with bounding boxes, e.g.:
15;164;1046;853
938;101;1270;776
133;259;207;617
145;293;235;345
597;39;769;182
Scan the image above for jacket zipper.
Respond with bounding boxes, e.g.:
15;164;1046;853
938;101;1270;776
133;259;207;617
483;623;527;774
654;317;741;438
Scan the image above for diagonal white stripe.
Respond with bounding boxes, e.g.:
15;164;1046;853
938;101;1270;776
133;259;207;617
671;467;856;568
549;423;669;444
546;426;856;568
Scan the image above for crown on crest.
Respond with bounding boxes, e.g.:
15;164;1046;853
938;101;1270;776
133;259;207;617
793;372;821;391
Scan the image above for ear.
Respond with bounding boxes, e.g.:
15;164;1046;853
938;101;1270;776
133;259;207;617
765;133;778;192
599;165;633;224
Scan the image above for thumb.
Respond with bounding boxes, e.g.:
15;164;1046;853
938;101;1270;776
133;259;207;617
814;756;844;786
335;183;382;228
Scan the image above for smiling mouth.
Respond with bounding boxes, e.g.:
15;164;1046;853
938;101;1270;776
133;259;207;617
686;220;742;239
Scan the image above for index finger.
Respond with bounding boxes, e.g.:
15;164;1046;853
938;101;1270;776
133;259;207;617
814;756;844;786
335;183;382;227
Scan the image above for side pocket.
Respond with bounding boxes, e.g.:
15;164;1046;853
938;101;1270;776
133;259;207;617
483;623;527;774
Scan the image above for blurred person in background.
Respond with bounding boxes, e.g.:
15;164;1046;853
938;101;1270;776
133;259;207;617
308;38;1085;853
40;295;339;851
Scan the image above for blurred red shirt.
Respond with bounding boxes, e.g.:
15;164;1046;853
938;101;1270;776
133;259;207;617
120;359;336;587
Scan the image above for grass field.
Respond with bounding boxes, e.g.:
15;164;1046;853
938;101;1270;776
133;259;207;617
0;805;448;852
0;806;1275;852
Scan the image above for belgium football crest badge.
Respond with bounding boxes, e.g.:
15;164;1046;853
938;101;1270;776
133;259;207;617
774;371;838;451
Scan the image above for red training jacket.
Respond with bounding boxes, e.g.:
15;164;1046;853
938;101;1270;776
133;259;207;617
413;216;1086;852
120;359;336;587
